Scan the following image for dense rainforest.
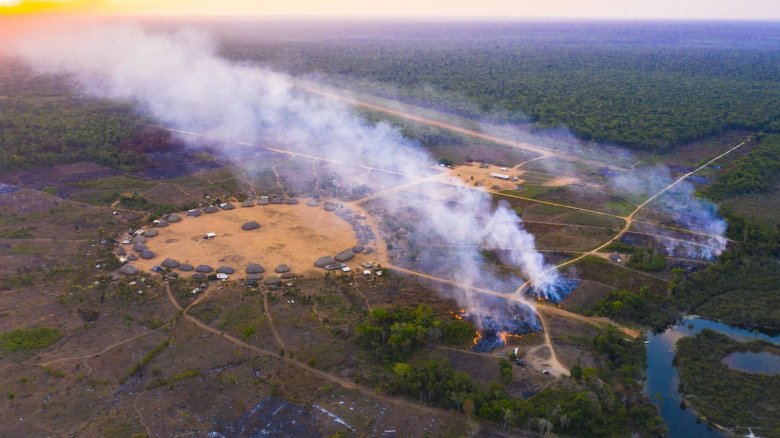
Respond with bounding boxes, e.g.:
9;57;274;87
214;21;780;150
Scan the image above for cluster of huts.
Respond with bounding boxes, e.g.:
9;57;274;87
116;195;379;287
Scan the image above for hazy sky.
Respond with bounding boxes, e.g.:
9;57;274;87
0;0;779;20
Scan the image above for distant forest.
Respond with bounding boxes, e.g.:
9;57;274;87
214;20;780;150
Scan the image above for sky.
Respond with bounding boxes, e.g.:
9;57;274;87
0;0;779;20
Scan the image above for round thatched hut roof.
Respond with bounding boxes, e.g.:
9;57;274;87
270;197;283;205
281;272;296;279
245;273;263;282
132;242;146;252
144;229;159;237
161;258;180;269
263;277;282;286
167;213;182;223
154;220;169;228
220;203;235;210
351;245;364;253
127;254;138;261
274;264;291;273
314;256;336;268
241;200;255;208
195;264;213;273
140;249;156;259
241;221;261;231
178;263;194;272
334;249;355;262
131;235;145;244
216;266;235;274
246;263;265;274
285;198;299;205
203;205;219;214
306;199;320;207
192;273;206;281
187;209;203;217
118;265;139;276
323;204;336;212
257;198;270;205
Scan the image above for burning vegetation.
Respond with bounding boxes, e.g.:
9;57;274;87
450;296;543;353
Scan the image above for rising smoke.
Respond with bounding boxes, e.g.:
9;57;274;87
9;25;559;324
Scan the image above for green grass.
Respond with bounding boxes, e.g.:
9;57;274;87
499;184;556;199
0;327;62;360
76;176;154;191
10;242;50;255
0;228;35;239
122;340;169;383
559;211;625;229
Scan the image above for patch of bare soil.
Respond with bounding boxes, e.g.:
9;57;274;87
125;202;383;276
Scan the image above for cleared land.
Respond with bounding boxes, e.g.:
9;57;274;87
125;202;383;275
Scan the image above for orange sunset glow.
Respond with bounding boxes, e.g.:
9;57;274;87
2;0;779;19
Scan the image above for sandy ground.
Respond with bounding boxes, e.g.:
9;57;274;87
445;162;575;192
123;201;382;276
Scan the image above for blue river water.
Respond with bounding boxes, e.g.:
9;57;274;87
643;316;780;438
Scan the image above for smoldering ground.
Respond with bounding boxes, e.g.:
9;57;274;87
8;24;560;327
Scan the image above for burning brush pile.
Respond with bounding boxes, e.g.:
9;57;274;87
524;277;580;304
456;296;543;353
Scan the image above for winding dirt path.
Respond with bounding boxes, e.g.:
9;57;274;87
163;282;457;419
263;292;286;350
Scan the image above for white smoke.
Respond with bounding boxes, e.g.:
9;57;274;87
9;25;559;319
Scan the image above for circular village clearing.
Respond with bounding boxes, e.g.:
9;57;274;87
117;198;384;285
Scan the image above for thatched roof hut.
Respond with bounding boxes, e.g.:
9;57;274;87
178;263;194;272
133;242;146;252
270;198;283;205
140;249;156;259
131;235;145;244
263;277;282;286
195;264;214;273
351;245;365;253
220;202;235;210
161;258;180;269
274;264;291;273
285;198;299;205
192;273;206;281
258;197;270;206
216;266;235;274
127;254;138;261
144;229;159;237
154;220;169;228
334;249;356;262
203;205;219;214
118;265;139;276
167;213;182;223
241;200;255;208
241;221;261;231
246;263;265;274
323;204;336;212
187;209;203;217
245;273;263;282
281;272;296;279
306;199;320;207
314;256;336;268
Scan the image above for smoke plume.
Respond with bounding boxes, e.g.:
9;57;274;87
9;25;558;324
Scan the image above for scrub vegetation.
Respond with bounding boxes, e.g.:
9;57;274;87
675;330;780;436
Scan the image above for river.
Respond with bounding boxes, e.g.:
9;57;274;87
644;316;780;438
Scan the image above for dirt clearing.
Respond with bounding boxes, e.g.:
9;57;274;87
124;202;382;275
